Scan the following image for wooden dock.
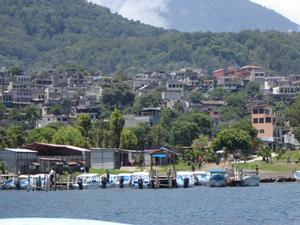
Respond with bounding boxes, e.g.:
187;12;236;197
150;169;177;189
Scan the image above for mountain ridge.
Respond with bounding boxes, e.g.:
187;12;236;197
1;0;300;74
91;0;300;32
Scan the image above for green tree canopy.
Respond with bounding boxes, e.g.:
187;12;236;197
102;83;135;109
120;128;138;150
109;109;125;148
6;125;25;147
212;128;252;156
76;113;92;137
26;127;56;144
52;126;87;147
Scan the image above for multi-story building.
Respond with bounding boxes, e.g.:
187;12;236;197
251;105;274;142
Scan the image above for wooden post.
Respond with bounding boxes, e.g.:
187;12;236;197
168;169;172;189
155;170;158;189
53;172;56;191
67;175;70;191
27;174;30;192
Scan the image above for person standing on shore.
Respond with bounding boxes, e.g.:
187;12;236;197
255;164;259;175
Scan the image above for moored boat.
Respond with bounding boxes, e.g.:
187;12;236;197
176;171;194;188
192;171;210;186
73;173;101;189
208;169;227;187
114;173;132;188
132;172;150;189
100;174;116;188
293;171;300;181
242;171;260;187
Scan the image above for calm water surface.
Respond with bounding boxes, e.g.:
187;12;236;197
1;183;300;225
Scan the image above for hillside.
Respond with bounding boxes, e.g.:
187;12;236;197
162;0;300;32
93;0;300;32
1;0;300;74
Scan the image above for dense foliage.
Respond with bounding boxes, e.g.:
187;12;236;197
1;0;300;74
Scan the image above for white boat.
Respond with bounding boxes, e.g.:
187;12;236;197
0;218;129;225
132;172;150;189
114;173;132;188
100;174;116;188
192;171;210;186
293;171;300;181
208;169;227;187
73;173;101;189
176;171;194;188
242;171;260;187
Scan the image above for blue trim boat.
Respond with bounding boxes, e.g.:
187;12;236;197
208;169;227;187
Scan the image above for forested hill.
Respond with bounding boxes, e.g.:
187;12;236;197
1;0;300;74
161;0;300;32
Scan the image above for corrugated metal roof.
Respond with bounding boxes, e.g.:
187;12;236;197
4;148;37;153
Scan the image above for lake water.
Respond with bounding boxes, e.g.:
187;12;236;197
1;183;300;225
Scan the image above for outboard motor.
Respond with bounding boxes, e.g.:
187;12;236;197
119;176;124;188
15;179;20;190
183;177;189;188
77;177;83;190
138;178;143;189
101;177;106;188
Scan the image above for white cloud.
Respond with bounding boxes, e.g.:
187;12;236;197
250;0;300;25
88;0;170;28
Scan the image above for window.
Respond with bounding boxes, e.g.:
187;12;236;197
259;108;264;114
259;118;264;123
253;118;258;124
266;117;272;123
260;129;265;134
253;109;258;114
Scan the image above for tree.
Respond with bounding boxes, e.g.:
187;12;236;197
287;95;300;126
102;83;135;109
189;91;204;103
258;145;272;163
10;65;23;75
120;128;138;149
88;119;110;148
246;81;260;97
0;103;5;120
133;123;153;149
170;121;199;146
209;88;229;100
76;113;92;137
151;125;167;146
132;92;162;114
109;109;125;148
233;119;258;140
52;126;87;147
192;135;210;159
178;111;212;135
212;128;252;157
26;127;56;144
6;125;25;147
23;106;41;124
0;127;11;148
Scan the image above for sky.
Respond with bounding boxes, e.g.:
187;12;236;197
250;0;300;25
89;0;300;27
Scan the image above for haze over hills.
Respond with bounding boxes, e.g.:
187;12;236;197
1;0;300;74
91;0;300;32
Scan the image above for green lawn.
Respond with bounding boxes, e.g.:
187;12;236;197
235;161;300;173
89;168;133;175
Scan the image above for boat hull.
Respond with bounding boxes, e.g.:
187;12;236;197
242;175;260;187
208;175;227;187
